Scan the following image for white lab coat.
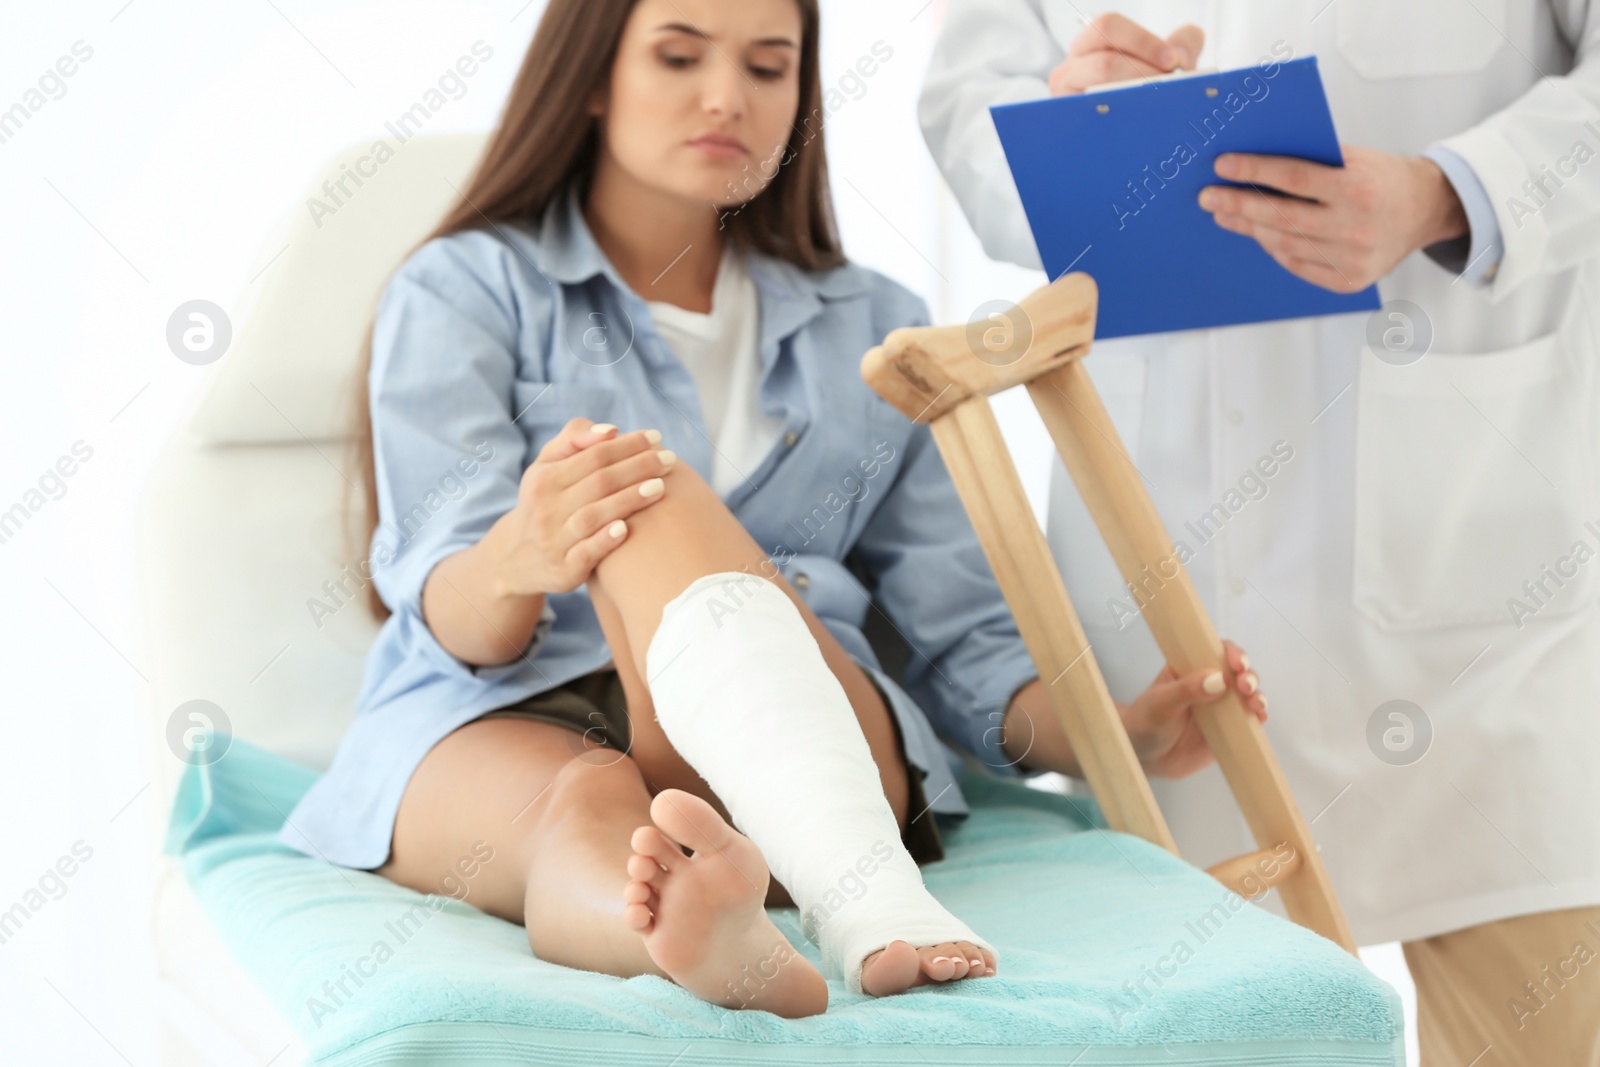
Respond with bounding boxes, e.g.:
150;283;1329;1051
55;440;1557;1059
921;0;1600;945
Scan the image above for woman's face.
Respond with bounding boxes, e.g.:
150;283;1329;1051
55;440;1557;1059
597;0;803;210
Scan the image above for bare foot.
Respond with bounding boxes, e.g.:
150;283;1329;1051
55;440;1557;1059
623;788;829;1018
860;939;998;997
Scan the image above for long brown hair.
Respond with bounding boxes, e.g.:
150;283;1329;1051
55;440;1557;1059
348;0;843;621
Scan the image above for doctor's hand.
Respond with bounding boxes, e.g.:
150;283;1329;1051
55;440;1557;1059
1119;640;1267;780
1047;14;1204;94
1198;145;1470;294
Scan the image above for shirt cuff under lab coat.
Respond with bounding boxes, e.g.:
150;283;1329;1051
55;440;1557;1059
1420;145;1504;286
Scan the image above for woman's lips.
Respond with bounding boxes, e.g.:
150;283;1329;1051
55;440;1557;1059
687;132;748;160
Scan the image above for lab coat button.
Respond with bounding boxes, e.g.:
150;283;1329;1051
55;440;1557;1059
784;430;799;447
794;572;810;589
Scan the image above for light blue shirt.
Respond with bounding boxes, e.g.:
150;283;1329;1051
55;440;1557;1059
1421;145;1503;285
278;184;1042;869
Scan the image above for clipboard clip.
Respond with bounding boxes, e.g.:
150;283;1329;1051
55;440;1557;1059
1082;66;1221;97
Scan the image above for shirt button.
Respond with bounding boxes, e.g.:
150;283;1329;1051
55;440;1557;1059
794;572;810;589
1226;409;1244;426
1230;578;1246;596
783;430;799;447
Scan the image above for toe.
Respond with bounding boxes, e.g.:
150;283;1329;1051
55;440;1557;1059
622;900;653;931
860;940;921;997
649;788;737;857
623;879;653;905
627;852;666;883
630;824;681;872
924;942;965;980
955;941;986;976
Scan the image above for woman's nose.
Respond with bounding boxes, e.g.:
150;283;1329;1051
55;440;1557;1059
700;58;747;119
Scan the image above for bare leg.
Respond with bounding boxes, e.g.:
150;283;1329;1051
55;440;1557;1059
587;461;995;995
380;714;827;1016
379;718;663;978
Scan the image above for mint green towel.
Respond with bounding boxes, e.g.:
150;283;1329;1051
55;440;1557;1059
167;737;1402;1066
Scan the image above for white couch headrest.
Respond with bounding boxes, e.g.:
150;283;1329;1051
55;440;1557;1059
186;133;489;445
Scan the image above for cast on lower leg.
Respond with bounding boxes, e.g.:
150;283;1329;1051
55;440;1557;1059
644;570;995;994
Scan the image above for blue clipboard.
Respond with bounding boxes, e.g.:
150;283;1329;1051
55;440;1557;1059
990;55;1380;339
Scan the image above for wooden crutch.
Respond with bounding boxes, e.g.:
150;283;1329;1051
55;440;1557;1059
861;272;1356;953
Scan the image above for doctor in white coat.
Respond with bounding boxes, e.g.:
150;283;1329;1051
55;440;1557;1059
921;3;1600;1063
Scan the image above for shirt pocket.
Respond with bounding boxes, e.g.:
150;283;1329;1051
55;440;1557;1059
1352;331;1600;631
1336;0;1507;79
1044;352;1148;631
510;380;624;461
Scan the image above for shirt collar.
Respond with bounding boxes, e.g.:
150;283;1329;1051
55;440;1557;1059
522;181;866;354
527;182;617;288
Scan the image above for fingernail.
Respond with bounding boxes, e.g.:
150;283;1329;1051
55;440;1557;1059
1242;672;1258;695
1239;653;1251;671
1259;695;1269;713
639;478;665;498
644;429;662;445
608;519;627;539
1160;46;1178;67
1199;189;1218;210
658;449;677;468
1203;671;1225;694
590;423;617;436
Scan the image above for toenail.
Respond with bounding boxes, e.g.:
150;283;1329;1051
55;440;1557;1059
969;958;983;968
930;955;949;963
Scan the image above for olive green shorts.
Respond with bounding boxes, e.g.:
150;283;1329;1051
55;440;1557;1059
477;666;946;866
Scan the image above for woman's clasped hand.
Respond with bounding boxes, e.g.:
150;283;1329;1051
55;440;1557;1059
495;418;677;597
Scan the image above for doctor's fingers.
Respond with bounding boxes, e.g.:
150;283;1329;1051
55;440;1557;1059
1275;256;1371;295
1200;184;1343;241
1067;13;1195;69
1048;50;1166;94
1166;24;1204;68
1245;231;1375;295
1210;213;1370;291
1213;151;1343;204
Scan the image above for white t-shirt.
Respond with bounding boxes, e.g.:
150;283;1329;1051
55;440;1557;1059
646;249;783;498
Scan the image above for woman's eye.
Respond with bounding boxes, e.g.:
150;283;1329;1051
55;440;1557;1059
749;65;786;80
661;52;696;69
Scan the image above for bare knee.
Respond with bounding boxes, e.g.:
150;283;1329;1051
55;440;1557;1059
523;752;651;842
521;753;650;943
